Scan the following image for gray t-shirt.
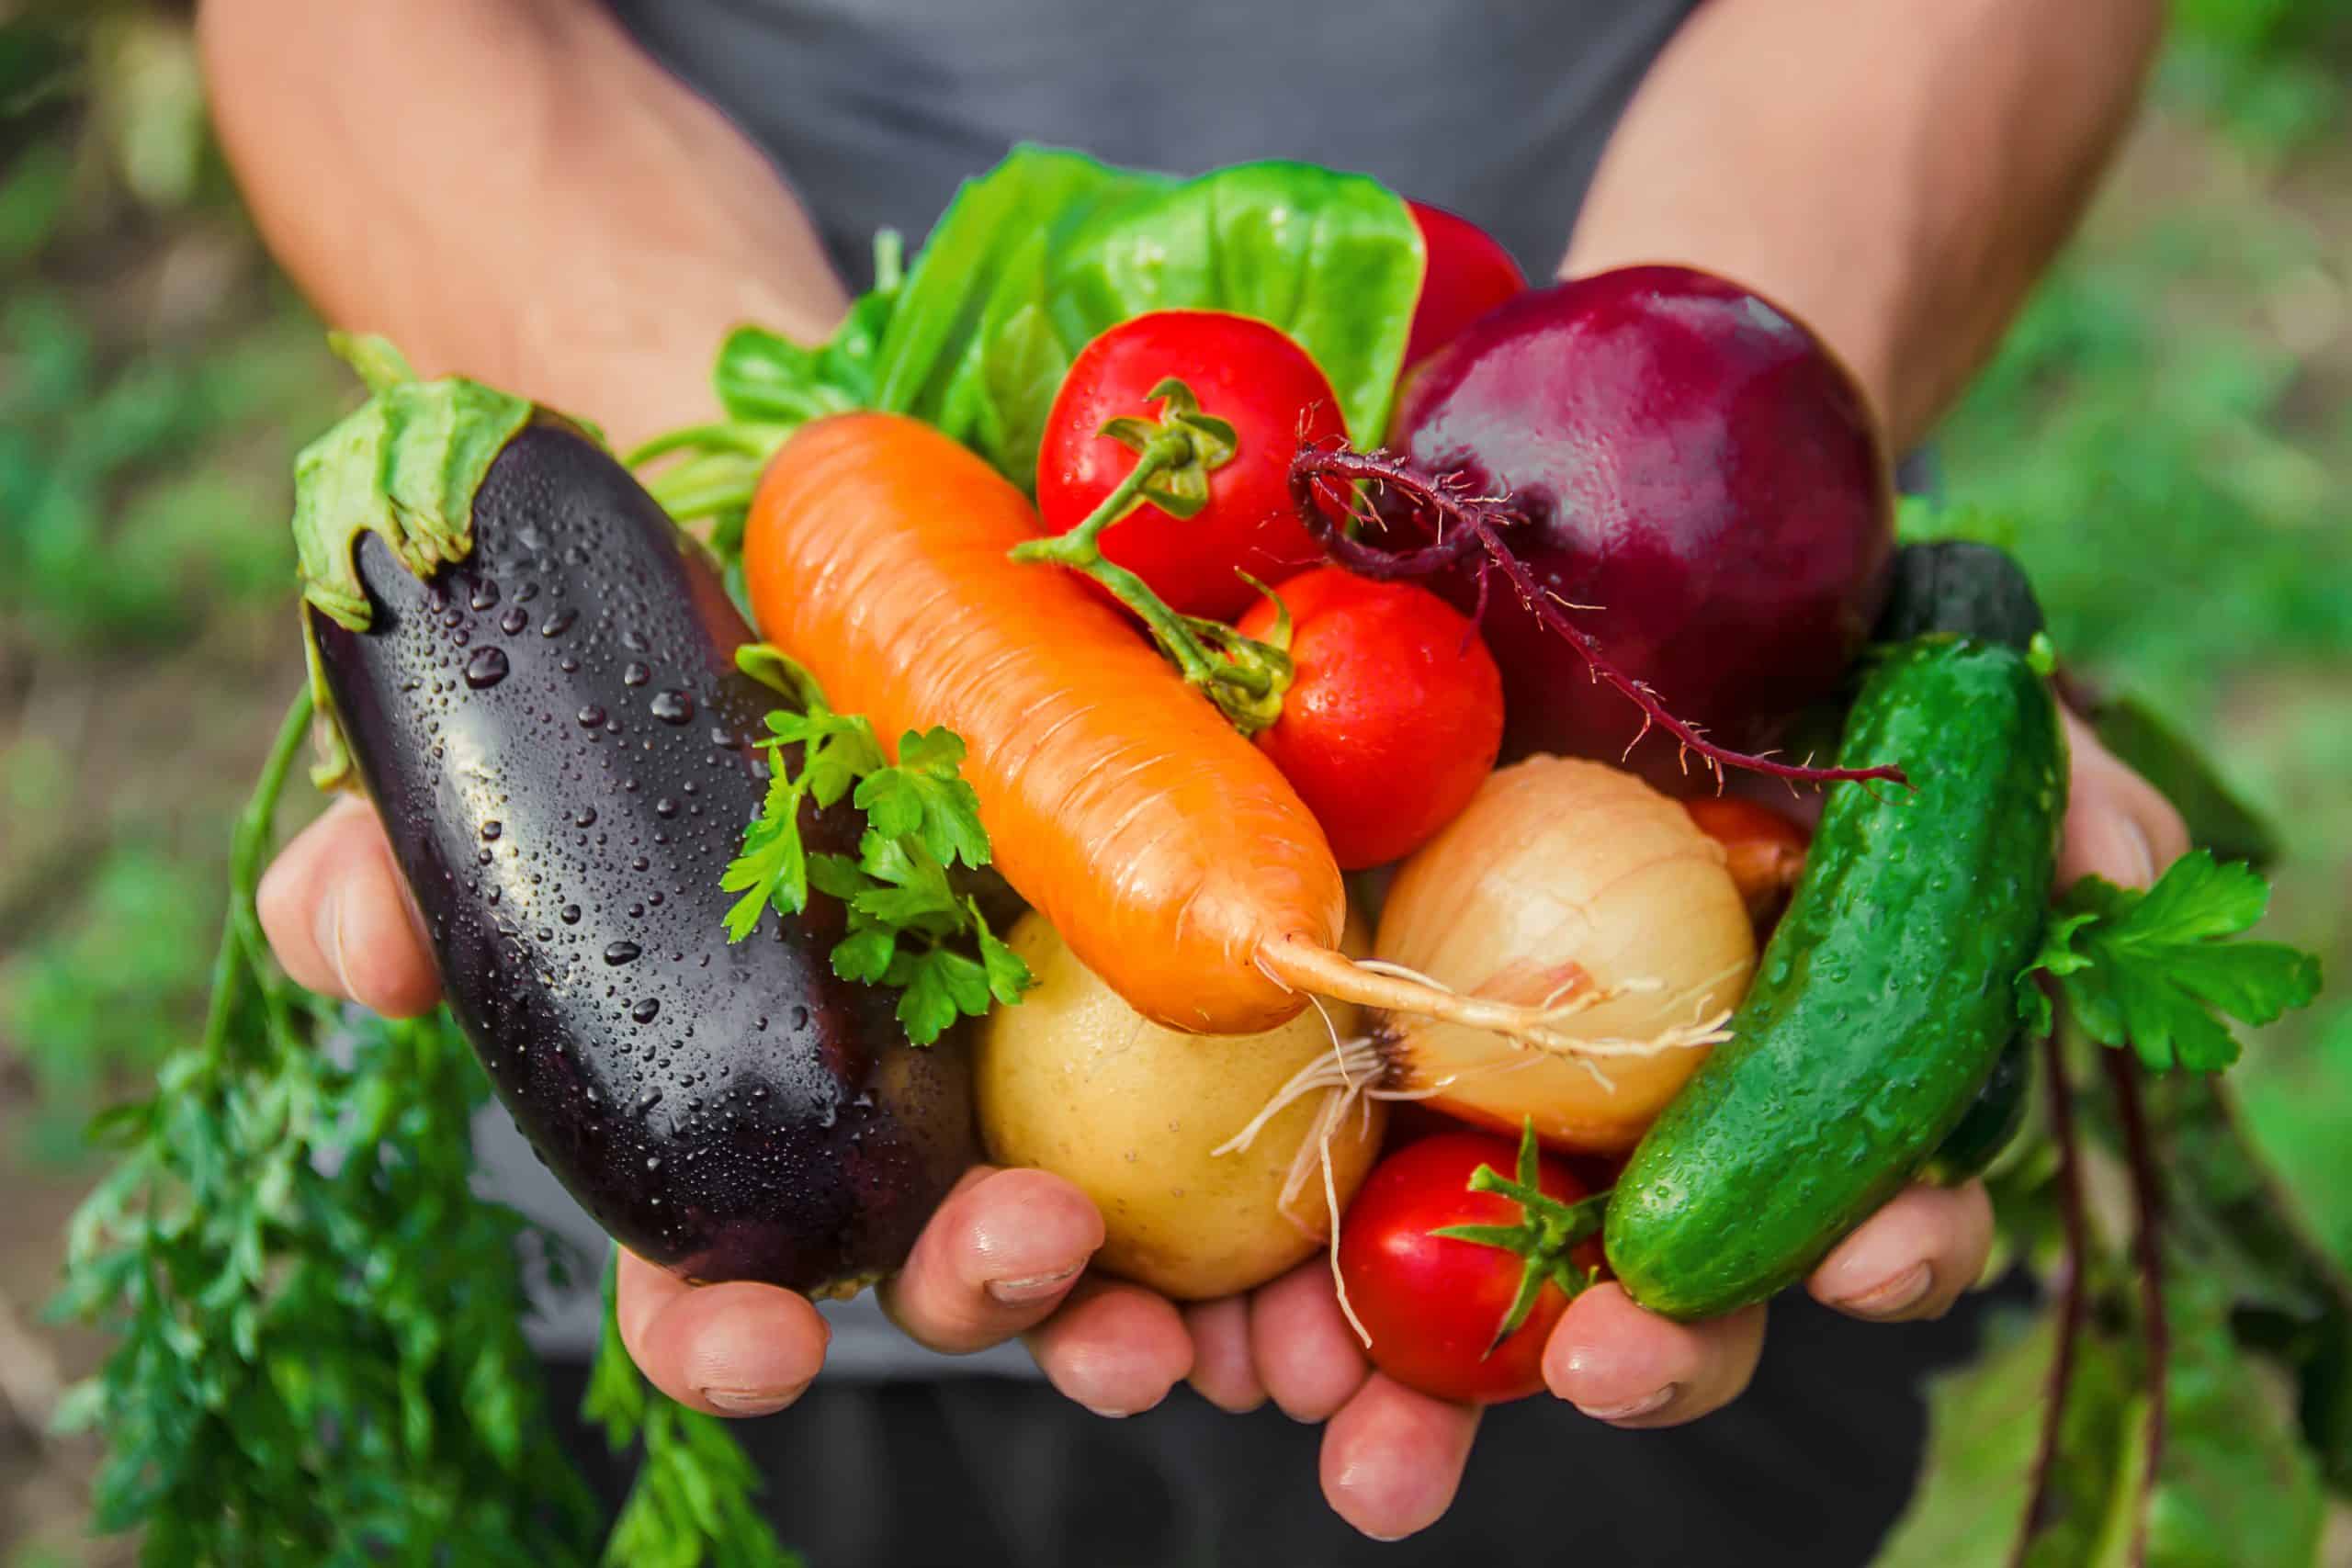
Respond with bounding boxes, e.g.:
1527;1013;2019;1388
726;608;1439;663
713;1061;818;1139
497;0;1700;1371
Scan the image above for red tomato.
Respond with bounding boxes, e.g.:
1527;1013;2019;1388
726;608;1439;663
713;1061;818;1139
1683;796;1811;929
1236;567;1502;869
1037;310;1346;620
1337;1128;1603;1405
1403;200;1529;368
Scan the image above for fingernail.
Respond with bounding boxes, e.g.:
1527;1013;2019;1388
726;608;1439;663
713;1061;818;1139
700;1381;808;1416
1576;1384;1676;1423
986;1263;1085;1304
313;884;353;996
1835;1261;1932;1320
2117;816;2157;889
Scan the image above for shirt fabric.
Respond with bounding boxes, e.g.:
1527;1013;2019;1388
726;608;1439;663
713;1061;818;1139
496;0;1705;1372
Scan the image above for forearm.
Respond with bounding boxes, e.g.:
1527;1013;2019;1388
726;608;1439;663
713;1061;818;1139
198;0;846;448
1564;0;2161;450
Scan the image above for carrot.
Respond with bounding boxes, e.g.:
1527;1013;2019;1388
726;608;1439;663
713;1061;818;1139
743;412;1623;1047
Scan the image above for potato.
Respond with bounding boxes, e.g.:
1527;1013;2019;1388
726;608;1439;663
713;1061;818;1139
976;909;1385;1300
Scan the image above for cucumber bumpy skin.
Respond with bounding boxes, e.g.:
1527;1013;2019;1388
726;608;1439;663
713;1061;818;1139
1603;637;2064;1321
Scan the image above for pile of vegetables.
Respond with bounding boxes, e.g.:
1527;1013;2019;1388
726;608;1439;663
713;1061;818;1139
57;144;2337;1565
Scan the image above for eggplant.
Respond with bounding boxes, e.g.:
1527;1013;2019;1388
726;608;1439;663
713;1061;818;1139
294;349;977;1294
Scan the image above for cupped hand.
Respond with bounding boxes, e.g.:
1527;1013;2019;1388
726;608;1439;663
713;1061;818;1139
256;795;1117;1416
255;710;2191;1539
1203;711;2193;1540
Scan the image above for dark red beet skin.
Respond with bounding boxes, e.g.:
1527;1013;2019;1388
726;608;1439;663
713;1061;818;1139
311;423;978;1294
1386;265;1894;784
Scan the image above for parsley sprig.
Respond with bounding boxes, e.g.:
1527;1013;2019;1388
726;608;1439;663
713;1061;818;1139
720;647;1029;1043
2019;850;2324;1071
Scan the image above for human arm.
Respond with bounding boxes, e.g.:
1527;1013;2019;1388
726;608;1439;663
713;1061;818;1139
198;0;846;451
1563;0;2164;452
1267;0;2180;1538
204;0;1142;1414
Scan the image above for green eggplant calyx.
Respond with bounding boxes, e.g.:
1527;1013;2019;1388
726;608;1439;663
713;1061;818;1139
291;333;535;632
290;333;539;785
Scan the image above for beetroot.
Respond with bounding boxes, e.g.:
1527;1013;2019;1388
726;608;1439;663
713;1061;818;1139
1375;265;1895;787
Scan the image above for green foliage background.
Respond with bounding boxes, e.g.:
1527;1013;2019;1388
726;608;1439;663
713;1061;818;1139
0;0;2347;1562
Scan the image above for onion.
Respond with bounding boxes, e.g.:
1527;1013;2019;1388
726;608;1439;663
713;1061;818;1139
1367;757;1758;1154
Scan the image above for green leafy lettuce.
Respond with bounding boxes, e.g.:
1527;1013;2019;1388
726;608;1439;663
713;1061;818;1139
697;144;1424;498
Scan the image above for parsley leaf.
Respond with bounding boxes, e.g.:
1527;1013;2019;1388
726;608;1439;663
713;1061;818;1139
718;761;808;940
720;648;1031;1043
2018;850;2322;1072
890;945;995;1044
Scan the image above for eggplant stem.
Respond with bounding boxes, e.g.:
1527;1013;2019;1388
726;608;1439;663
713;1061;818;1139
2013;1021;2090;1568
1287;443;1909;790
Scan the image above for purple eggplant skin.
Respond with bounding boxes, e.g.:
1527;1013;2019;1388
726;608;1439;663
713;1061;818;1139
310;421;978;1294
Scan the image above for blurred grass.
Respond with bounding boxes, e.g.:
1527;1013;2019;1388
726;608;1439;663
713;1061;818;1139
0;0;2346;1251
1929;95;2352;1258
0;1;340;1162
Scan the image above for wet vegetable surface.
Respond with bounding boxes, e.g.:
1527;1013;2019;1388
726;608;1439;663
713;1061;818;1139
312;422;977;1293
1385;265;1894;778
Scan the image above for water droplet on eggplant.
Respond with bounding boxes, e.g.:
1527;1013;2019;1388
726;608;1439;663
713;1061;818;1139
464;647;510;688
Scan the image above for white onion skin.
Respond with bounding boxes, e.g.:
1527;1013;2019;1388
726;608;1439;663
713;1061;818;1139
1373;757;1758;1155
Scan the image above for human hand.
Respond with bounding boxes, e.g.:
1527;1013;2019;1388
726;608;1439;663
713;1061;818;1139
1184;711;2193;1541
255;795;1119;1416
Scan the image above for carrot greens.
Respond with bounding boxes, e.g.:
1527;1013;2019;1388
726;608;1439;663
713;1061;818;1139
52;690;793;1565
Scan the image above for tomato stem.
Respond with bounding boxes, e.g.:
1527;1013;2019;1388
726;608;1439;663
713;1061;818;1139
1427;1119;1609;1355
1012;379;1294;735
1285;442;1910;790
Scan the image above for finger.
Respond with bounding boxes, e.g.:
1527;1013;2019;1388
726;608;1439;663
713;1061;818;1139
876;1166;1102;1354
1024;1275;1193;1418
255;795;439;1017
615;1247;831;1416
1808;1180;1995;1323
1183;1296;1265;1413
1249;1258;1371;1422
1318;1374;1481;1541
1543;1283;1766;1427
2058;712;2191;892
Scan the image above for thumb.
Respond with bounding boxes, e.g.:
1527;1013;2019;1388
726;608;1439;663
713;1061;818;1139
2056;710;2191;892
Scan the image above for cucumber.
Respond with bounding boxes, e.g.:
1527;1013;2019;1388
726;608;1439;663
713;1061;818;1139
1920;1033;2031;1187
1604;637;2064;1320
1876;540;2045;651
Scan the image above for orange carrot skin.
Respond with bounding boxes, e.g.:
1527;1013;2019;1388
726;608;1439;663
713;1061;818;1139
744;412;1345;1034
